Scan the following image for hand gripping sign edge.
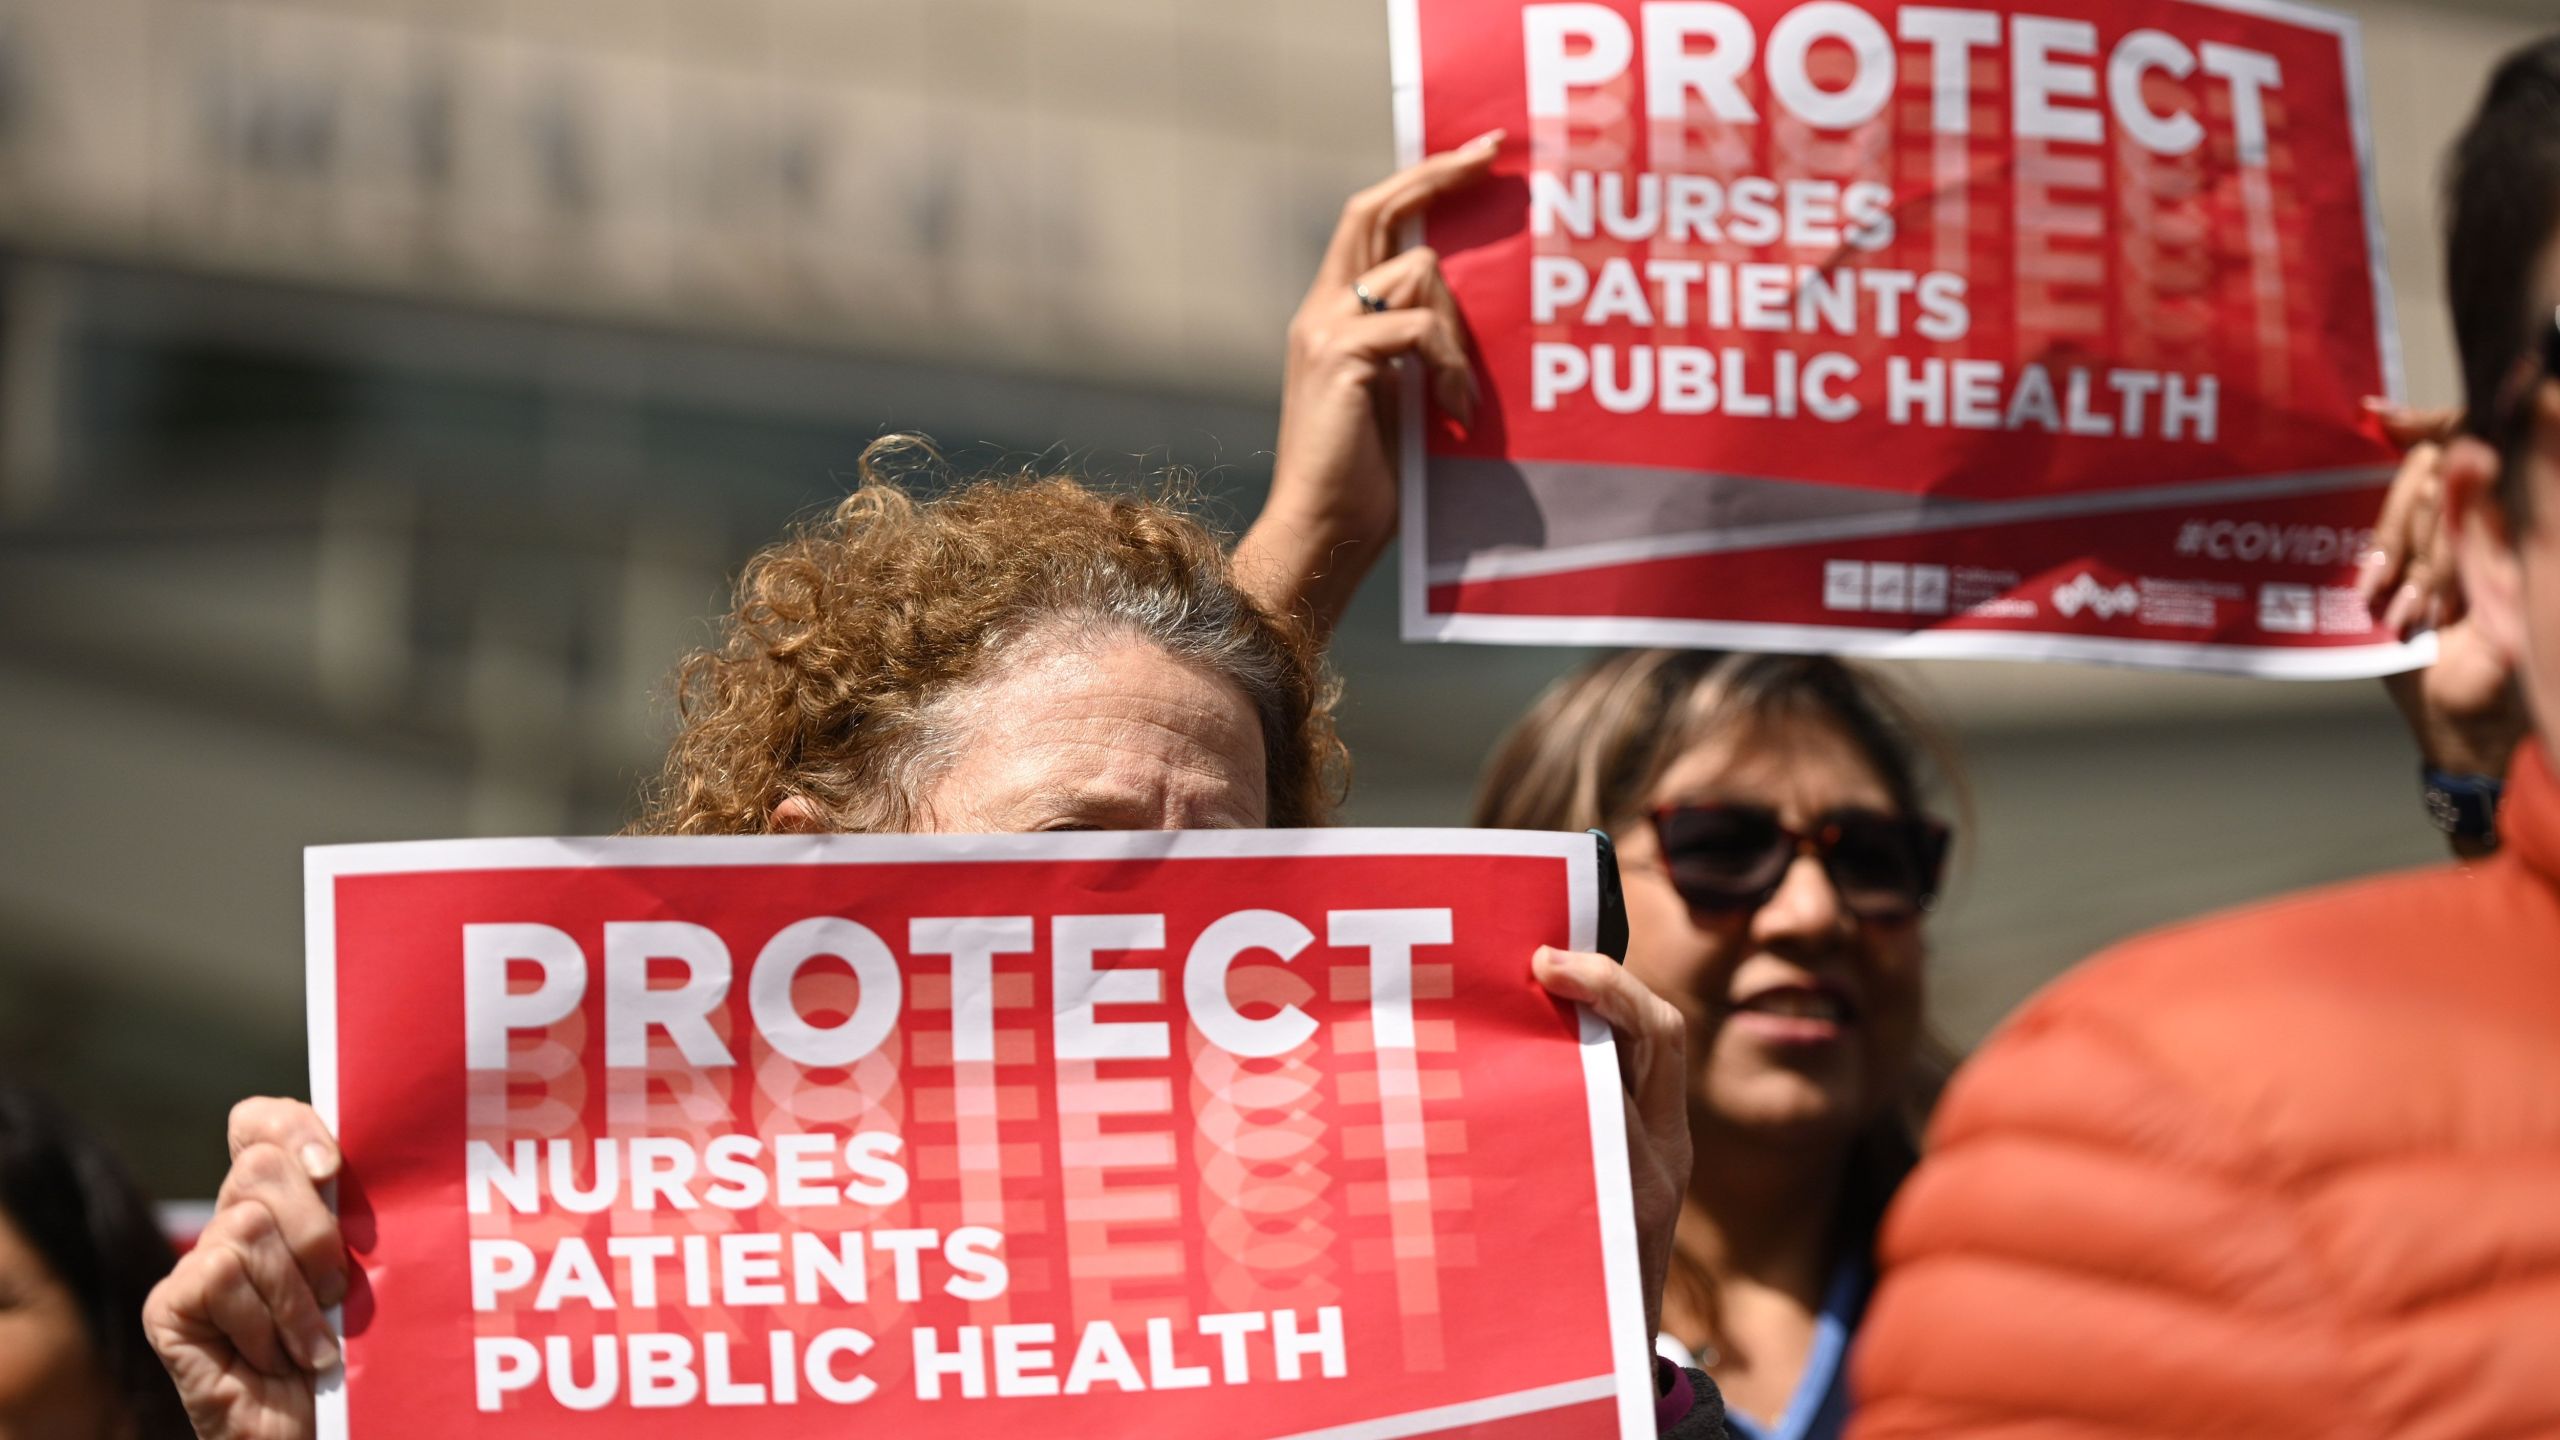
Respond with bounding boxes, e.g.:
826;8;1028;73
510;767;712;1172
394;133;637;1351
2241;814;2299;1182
303;829;1654;1440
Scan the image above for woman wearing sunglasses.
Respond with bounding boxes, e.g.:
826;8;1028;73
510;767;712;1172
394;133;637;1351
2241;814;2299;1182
1239;141;1963;1440
1472;650;1957;1440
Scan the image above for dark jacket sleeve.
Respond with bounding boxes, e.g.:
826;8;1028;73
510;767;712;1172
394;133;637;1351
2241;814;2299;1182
1661;1366;1730;1440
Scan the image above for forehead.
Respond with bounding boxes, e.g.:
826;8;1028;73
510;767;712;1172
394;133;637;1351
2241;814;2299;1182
919;637;1268;831
1647;709;1898;815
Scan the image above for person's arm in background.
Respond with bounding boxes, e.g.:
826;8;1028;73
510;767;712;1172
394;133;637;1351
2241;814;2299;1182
2359;403;2531;858
1237;148;1728;1436
1233;136;1499;637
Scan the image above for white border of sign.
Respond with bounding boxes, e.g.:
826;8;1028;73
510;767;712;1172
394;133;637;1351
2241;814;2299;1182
1388;0;2414;678
304;828;1650;1440
304;850;349;1438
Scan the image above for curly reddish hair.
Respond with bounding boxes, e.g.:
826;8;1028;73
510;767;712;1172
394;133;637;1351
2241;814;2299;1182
635;443;1344;835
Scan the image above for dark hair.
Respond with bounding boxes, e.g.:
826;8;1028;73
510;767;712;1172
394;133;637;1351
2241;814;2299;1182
0;1082;191;1440
1473;649;1957;836
1472;650;1962;1329
2446;30;2560;523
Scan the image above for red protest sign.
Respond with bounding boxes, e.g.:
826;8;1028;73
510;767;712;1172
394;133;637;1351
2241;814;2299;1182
1392;0;2417;675
304;832;1650;1438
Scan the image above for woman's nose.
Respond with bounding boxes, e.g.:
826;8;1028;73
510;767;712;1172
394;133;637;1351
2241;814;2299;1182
1750;849;1847;941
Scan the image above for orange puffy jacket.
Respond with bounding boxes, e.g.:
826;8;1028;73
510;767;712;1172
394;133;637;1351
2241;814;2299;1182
1851;741;2560;1440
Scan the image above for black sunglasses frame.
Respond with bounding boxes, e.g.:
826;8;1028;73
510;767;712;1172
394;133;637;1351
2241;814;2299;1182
1647;803;1952;922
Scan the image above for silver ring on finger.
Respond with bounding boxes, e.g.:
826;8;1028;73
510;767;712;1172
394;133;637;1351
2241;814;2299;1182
1353;281;1391;314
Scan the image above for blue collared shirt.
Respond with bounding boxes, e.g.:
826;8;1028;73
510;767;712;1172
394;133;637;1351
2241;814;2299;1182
1654;1259;1871;1440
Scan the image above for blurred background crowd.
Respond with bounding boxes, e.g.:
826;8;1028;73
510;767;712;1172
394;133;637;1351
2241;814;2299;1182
0;0;2550;1208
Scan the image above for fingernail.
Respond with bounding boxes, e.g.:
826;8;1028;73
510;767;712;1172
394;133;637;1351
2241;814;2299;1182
1441;377;1474;429
2354;549;2388;604
1464;127;1505;155
2361;395;2390;412
308;1331;340;1371
300;1144;335;1180
316;1269;348;1308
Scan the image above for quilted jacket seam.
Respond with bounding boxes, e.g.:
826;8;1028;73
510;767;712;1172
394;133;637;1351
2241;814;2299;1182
1962;994;2384;1439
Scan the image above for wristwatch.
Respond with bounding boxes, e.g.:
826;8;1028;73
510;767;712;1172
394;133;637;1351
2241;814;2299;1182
2421;766;2504;851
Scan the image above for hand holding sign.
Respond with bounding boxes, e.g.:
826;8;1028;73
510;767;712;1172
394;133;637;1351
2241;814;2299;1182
1532;945;1691;1343
1240;137;1503;635
148;835;1693;1440
2358;404;2530;834
143;1099;346;1440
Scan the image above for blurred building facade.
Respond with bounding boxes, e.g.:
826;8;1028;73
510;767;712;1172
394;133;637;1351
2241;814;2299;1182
0;0;2549;1195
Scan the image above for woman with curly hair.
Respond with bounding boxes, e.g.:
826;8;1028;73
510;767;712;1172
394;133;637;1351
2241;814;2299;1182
637;457;1344;837
148;443;1715;1438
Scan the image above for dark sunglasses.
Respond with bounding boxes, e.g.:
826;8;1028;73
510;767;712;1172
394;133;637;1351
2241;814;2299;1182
1648;804;1950;922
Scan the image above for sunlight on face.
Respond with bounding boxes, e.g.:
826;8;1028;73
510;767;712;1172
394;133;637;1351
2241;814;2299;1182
914;637;1269;834
1611;714;1926;1150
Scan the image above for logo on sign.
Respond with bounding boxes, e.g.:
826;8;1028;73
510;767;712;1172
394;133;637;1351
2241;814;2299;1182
1867;563;1910;614
1823;560;1867;612
2051;573;2138;621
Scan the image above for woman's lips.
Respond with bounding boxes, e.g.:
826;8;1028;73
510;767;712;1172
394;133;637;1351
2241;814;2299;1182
1723;983;1855;1045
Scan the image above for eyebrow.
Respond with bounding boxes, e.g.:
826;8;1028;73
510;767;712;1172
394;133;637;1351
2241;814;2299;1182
999;780;1256;831
998;781;1156;830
